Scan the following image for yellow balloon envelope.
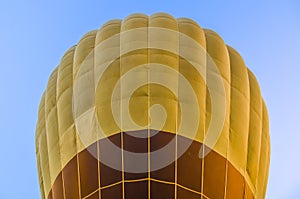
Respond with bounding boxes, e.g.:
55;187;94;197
36;13;270;199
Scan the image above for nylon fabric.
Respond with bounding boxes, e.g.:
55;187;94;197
36;13;270;199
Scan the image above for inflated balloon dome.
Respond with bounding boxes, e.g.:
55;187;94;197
36;13;270;199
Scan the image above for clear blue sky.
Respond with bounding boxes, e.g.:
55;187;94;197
0;0;299;198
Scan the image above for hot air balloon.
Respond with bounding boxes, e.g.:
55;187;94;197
36;13;270;199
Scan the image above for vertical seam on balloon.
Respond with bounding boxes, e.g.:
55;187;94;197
73;42;82;199
94;28;102;199
200;27;207;199
263;137;270;198
224;44;232;199
39;95;47;199
223;46;232;199
175;18;180;199
259;104;265;199
246;68;253;190
258;103;265;198
57;60;67;199
264;102;270;198
245;66;251;196
243;178;247;198
97;139;101;199
261;101;269;198
120;20;125;199
244;63;253;195
258;99;265;199
226;42;231;199
147;15;151;199
75;119;81;196
265;111;271;198
200;33;204;199
224;160;228;199
44;74;50;198
45;73;53;198
227;51;231;199
201;29;207;198
255;86;263;195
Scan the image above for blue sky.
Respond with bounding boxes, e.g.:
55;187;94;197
0;0;299;198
